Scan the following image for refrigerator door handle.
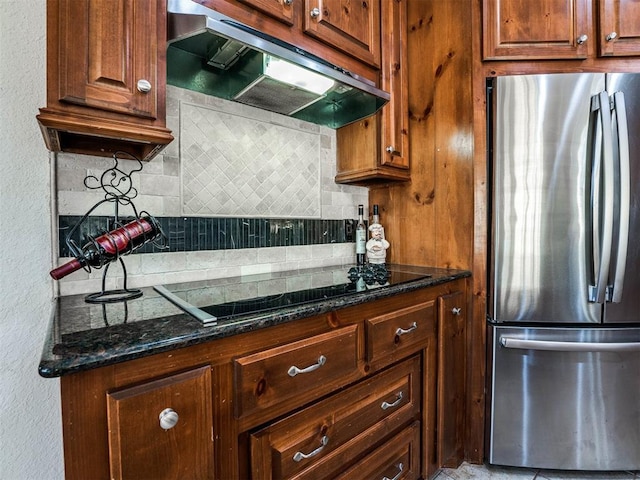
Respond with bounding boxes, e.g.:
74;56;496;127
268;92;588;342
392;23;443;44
609;91;630;303
588;91;615;304
500;336;640;352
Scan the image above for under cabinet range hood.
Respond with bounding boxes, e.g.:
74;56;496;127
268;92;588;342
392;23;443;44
166;0;389;128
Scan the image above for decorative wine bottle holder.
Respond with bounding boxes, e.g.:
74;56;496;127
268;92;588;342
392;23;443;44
53;151;167;304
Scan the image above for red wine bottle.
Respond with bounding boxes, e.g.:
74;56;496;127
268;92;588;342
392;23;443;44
50;216;161;280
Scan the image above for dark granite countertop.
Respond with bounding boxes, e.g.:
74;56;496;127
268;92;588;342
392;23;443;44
39;264;470;378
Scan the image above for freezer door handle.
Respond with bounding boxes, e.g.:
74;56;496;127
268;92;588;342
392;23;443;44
609;91;630;303
588;91;615;304
500;336;640;352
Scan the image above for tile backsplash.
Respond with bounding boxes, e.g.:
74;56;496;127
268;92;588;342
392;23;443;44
180;102;322;217
54;86;368;295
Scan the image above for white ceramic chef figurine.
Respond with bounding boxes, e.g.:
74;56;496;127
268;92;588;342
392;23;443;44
366;223;390;264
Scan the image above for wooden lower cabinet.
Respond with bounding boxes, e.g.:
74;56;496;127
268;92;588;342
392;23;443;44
250;356;421;479
106;366;214;480
59;277;468;479
234;325;361;422
335;421;422;480
437;291;467;468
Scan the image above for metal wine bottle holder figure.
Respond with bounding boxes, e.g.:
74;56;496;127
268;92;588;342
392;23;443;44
50;151;167;304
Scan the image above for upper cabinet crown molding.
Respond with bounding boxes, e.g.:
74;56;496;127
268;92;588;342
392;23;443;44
37;0;173;161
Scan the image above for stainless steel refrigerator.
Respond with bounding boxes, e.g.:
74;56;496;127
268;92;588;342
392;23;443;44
486;73;640;471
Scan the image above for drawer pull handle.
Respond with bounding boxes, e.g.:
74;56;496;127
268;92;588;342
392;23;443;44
395;322;417;336
381;391;403;410
293;435;329;462
382;462;404;480
288;355;326;377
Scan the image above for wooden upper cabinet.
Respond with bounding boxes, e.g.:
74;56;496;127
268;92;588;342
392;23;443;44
37;0;173;161
237;0;295;25
335;0;409;185
484;0;640;60
598;0;640;56
483;0;592;59
303;0;381;67
380;0;409;170
58;0;156;118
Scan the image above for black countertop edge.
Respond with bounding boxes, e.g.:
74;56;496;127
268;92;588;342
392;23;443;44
39;267;470;378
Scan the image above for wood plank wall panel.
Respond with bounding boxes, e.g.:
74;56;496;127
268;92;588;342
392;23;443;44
370;0;473;271
370;0;477;463
370;0;437;266
469;0;488;466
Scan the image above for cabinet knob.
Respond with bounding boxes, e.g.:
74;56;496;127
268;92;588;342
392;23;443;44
137;79;152;93
159;408;179;430
577;34;588;45
310;7;320;18
452;307;462;316
386;145;395;154
283;0;293;4
606;32;618;42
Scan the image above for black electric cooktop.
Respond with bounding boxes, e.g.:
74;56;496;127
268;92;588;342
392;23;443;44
154;264;431;325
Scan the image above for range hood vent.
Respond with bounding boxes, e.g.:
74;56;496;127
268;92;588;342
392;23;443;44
166;0;389;129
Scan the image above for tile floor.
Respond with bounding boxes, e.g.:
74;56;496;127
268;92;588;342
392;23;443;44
435;462;639;480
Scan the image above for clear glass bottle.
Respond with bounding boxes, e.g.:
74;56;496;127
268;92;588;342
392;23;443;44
355;204;367;266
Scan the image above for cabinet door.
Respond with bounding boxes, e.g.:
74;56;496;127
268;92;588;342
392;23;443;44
106;366;214;480
437;291;466;468
56;0;158;118
483;0;591;59
303;0;381;67
598;0;640;56
237;0;295;25
380;0;409;170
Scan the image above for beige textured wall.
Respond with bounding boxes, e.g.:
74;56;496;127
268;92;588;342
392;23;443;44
0;1;64;479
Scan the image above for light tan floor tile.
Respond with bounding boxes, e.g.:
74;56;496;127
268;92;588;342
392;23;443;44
436;462;638;480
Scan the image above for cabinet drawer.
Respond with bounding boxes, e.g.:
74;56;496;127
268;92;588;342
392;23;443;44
335;421;421;480
234;325;360;420
366;300;436;363
250;355;421;480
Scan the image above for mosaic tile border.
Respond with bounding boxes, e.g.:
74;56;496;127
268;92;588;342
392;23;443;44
58;216;355;257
